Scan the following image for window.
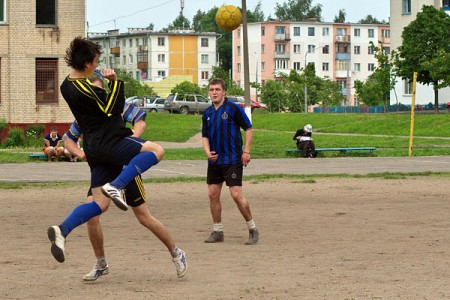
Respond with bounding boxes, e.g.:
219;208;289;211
308;45;315;53
293;62;301;70
322;63;329;71
336;28;347;36
237;46;240;55
122;55;126;64
275;59;287;69
354;28;360;37
261;26;265;36
275;44;285;53
122;39;126;47
368;46;374;55
158;37;165;46
293;27;300;36
444;0;450;9
322;27;329;36
383;47;391;55
36;0;56;25
404;79;412;94
237;63;241;72
201;71;209;80
368;29;374;38
368;63;375;71
382;29;390;38
129;54;133;64
0;0;5;22
201;38;209;47
354;46;360;54
237;29;240;37
354;63;361;72
336;60;348;71
35;58;58;104
129;39;133;47
293;44;301;53
261;62;265;71
136;38;140;46
308;27;315;36
275;26;285;34
158;70;166;77
201;54;209;64
261;44;265;53
337;80;347;89
402;0;411;13
158;54;165;63
135;71;140;80
322;45;329;54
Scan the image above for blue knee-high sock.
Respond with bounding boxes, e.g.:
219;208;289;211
59;201;102;237
111;152;159;189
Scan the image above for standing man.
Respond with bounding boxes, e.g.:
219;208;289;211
201;78;259;245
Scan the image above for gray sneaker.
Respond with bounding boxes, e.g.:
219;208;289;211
204;231;224;243
245;228;259;245
47;225;66;262
83;264;110;281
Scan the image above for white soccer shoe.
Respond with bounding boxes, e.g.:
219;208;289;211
47;225;66;263
82;264;110;281
101;183;128;211
173;249;188;278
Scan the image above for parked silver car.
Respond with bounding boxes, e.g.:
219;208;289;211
164;93;211;114
142;97;166;113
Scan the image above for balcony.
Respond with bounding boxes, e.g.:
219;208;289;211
274;52;290;59
274;33;291;42
336;53;350;60
335;70;351;78
110;47;120;56
137;61;148;69
335;35;350;43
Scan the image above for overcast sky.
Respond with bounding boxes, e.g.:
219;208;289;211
86;0;390;33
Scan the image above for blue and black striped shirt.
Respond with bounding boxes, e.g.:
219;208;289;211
202;99;252;165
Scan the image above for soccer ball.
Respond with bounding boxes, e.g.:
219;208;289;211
215;5;242;31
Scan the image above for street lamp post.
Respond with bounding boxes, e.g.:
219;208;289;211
304;51;308;114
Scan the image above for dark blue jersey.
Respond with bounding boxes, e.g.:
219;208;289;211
202;99;252;165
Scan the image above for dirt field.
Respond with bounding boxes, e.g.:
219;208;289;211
1;177;449;299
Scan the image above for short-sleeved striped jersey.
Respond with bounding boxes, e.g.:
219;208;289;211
202;99;252;165
65;103;147;143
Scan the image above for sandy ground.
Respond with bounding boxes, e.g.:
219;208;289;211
1;177;450;300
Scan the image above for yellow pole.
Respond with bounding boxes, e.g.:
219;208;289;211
408;72;417;157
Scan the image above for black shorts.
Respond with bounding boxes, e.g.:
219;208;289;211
207;164;243;186
88;165;146;208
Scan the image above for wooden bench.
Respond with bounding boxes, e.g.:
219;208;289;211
286;147;377;155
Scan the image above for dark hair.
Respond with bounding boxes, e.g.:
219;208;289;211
64;36;102;71
208;78;227;91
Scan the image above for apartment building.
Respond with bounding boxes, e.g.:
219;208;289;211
233;21;390;106
0;0;85;126
89;29;218;88
390;0;450;105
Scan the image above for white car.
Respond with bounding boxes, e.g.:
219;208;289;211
142;97;166;113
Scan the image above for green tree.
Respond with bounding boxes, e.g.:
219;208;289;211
247;1;265;22
334;9;346;23
274;0;322;21
355;42;396;107
117;69;156;98
260;80;288;112
358;15;387;24
171;81;202;95
166;15;191;30
394;5;450;113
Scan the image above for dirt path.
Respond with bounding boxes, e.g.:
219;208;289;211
1;177;449;299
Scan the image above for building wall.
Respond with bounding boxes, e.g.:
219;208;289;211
233;21;390;105
0;0;85;125
390;0;450;105
90;30;218;89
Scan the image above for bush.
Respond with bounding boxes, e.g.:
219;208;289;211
4;127;26;148
25;124;45;138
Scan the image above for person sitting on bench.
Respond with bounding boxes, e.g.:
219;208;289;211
293;124;316;158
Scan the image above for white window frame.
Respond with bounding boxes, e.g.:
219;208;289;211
201;54;209;64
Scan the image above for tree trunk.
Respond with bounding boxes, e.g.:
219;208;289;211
434;83;439;114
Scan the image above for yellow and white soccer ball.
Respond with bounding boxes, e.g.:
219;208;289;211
215;5;242;31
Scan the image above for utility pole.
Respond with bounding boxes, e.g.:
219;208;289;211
242;0;251;121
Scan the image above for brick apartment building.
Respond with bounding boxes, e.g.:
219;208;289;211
0;0;85;133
